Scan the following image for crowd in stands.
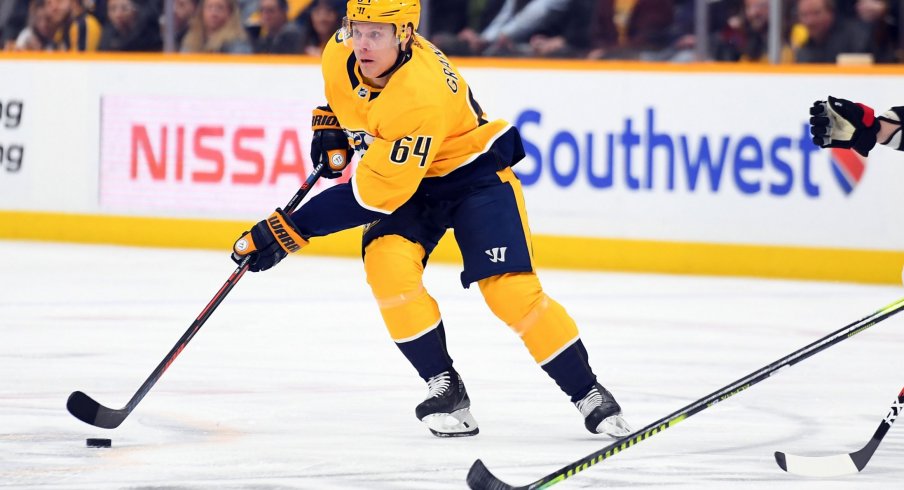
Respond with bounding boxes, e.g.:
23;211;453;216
0;0;900;63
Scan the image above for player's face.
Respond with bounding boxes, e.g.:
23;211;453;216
350;22;400;80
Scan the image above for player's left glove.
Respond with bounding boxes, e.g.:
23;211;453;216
311;106;352;179
809;96;879;157
232;208;309;272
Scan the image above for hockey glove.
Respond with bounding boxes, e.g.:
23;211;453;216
809;96;879;157
232;208;309;272
311;106;352;179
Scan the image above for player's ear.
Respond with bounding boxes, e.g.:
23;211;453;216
401;23;414;49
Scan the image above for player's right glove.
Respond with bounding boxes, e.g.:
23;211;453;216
232;208;309;272
311;106;352;179
809;96;879;157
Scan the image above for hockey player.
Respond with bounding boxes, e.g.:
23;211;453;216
231;0;631;439
810;96;903;156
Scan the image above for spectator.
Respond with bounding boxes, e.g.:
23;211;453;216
428;0;482;56
1;0;30;50
855;0;899;62
297;0;341;56
15;0;60;50
56;0;103;51
585;0;618;59
99;0;162;51
181;0;253;54
480;0;573;57
713;0;776;61
430;0;575;57
615;0;675;58
255;0;303;53
794;0;871;63
527;0;595;57
164;0;199;49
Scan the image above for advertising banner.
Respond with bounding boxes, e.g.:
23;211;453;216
99;95;349;219
3;55;904;264
462;68;904;250
0;92;30;205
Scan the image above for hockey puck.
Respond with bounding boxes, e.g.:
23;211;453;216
86;438;111;448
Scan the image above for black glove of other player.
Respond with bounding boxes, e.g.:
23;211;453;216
232;208;309;272
809;96;879;157
311;106;352;179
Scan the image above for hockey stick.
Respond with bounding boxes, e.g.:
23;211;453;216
467;296;904;490
67;163;325;429
774;386;904;477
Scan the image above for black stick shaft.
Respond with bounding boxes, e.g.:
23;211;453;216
468;296;904;490
123;163;324;413
69;164;324;428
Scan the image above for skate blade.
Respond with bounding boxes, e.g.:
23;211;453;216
422;408;479;437
596;414;632;438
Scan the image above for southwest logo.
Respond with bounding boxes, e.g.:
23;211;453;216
829;148;867;195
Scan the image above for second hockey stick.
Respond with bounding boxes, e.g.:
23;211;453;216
774;386;904;477
67;163;325;429
467;296;904;490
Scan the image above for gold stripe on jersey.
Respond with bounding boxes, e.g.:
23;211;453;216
321;33;512;214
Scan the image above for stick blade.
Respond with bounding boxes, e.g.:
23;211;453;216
66;391;125;429
774;451;860;477
467;459;521;490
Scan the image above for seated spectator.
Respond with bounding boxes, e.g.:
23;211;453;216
603;0;674;59
15;0;60;50
297;0;341;56
855;0;899;62
432;0;574;57
794;0;871;63
55;0;103;51
181;0;252;54
428;0;480;56
99;0;162;51
481;0;574;57
1;0;30;50
527;0;597;57
713;0;780;62
255;0;302;53
164;0;199;49
585;0;618;59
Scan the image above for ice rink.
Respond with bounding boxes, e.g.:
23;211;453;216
2;240;903;489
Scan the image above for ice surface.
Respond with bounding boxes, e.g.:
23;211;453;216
1;240;902;489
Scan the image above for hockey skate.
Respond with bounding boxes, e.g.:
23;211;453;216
575;382;632;438
415;369;479;437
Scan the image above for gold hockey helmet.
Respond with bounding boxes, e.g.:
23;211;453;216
345;0;421;43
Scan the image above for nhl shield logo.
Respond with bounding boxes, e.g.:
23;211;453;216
357;86;369;98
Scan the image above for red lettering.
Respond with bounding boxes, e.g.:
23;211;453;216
232;127;265;185
192;126;225;183
131;125;166;180
175;126;185;181
271;129;307;185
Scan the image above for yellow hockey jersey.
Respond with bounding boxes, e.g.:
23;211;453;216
321;32;519;214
